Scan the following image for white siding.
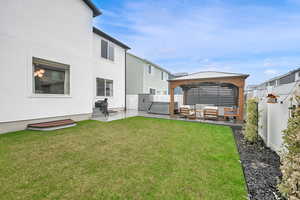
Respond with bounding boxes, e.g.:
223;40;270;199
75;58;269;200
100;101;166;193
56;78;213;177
92;34;126;109
143;65;169;95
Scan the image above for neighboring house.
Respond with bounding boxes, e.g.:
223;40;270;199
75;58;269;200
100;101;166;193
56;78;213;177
0;0;129;134
126;53;171;95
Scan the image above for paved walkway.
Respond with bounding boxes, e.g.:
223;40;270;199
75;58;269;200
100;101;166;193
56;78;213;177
92;109;243;127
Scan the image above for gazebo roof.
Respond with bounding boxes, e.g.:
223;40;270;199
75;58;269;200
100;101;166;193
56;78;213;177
169;71;249;81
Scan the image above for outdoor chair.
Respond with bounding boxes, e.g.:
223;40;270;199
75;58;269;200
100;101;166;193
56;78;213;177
203;107;218;120
224;107;238;121
180;106;196;119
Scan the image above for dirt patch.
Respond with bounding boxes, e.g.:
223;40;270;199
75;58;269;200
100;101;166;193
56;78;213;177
232;127;284;200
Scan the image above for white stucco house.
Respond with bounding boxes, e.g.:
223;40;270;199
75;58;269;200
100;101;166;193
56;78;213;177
0;0;130;134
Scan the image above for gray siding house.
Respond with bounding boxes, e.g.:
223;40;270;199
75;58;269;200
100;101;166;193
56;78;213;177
126;53;172;95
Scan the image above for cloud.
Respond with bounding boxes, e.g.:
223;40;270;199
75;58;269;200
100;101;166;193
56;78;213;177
95;0;300;84
264;69;279;76
116;0;300;61
263;57;300;68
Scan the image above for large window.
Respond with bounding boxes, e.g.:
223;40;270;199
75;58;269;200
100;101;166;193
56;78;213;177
33;57;70;95
96;78;113;97
101;39;114;61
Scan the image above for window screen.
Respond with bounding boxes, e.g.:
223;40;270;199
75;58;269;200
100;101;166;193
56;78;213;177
106;80;113;96
97;78;105;96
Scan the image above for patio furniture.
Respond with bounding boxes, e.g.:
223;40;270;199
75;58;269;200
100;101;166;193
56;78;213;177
195;104;215;119
203;106;218;120
180;105;196;119
224;107;238;120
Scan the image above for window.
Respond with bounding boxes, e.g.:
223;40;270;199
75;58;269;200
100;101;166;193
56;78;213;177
101;39;114;61
108;45;114;61
96;78;113;97
149;88;156;95
161;71;164;80
101;40;108;59
33;57;70;95
268;80;276;86
96;78;105;96
148;65;152;74
106;79;113;96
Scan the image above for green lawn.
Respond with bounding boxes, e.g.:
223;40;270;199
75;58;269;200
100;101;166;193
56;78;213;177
0;117;247;200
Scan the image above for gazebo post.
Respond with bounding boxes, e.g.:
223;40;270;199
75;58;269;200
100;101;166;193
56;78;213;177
169;85;175;117
237;86;244;121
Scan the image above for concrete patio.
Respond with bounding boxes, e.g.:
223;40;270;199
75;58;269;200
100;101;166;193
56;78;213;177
92;109;244;127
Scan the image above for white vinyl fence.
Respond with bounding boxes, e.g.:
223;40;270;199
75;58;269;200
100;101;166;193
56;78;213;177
248;82;299;153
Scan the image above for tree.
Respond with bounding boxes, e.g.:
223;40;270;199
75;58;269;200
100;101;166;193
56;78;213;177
244;98;259;143
279;100;300;200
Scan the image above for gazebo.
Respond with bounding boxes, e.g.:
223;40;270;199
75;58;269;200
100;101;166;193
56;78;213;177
168;71;249;121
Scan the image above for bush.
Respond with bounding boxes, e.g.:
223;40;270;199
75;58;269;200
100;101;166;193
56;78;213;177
278;105;300;200
244;98;259;143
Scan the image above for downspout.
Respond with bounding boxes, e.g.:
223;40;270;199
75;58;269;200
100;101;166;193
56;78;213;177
124;49;127;111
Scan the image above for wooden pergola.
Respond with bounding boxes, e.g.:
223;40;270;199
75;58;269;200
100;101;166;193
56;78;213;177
168;72;249;121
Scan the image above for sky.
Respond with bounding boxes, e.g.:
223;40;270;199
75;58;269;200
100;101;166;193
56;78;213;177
92;0;300;85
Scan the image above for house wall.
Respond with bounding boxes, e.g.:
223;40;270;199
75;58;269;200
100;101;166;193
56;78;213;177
126;95;139;110
0;0;94;133
126;54;144;95
143;65;169;95
92;34;126;109
126;54;170;95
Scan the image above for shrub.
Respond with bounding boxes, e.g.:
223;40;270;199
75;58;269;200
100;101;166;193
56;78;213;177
278;104;300;200
244;98;259;143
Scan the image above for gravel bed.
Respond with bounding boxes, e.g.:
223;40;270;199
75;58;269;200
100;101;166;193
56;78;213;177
232;127;284;200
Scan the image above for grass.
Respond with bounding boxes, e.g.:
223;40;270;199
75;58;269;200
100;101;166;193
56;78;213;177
0;117;247;200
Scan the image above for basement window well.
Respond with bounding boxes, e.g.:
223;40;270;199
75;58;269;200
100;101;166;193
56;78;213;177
32;57;70;95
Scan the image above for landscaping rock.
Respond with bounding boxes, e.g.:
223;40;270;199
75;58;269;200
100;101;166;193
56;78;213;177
232;127;285;200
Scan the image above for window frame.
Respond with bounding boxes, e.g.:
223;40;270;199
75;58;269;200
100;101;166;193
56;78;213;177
149;88;156;95
32;57;70;97
96;78;113;97
101;39;115;62
148;65;152;74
